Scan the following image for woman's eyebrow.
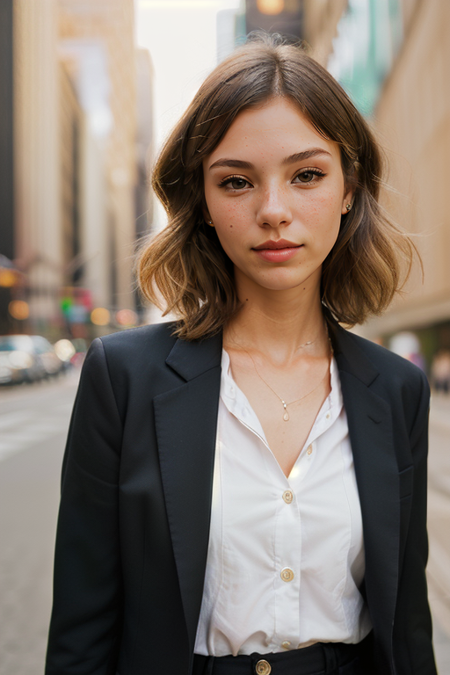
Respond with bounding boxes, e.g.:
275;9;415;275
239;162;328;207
208;148;331;172
208;158;253;171
282;148;332;164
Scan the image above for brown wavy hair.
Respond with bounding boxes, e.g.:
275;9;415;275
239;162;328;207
137;33;415;340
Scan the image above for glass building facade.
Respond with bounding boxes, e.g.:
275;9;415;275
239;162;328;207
328;0;403;116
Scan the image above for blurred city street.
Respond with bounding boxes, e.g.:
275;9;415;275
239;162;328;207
428;395;450;673
0;373;79;675
0;377;449;673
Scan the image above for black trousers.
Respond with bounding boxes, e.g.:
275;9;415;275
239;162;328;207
192;633;375;675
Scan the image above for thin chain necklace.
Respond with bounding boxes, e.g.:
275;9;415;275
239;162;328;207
232;326;333;422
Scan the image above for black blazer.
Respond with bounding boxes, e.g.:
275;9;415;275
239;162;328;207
46;317;437;675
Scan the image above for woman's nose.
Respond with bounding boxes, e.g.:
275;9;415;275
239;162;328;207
255;184;293;228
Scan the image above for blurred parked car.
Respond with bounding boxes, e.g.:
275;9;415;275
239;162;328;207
30;336;65;378
0;335;45;384
0;335;64;385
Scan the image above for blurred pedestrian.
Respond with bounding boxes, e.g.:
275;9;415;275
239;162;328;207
431;349;450;393
46;34;436;675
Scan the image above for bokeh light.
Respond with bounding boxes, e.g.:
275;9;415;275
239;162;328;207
54;339;76;362
90;307;111;326
115;309;137;327
8;300;30;320
256;0;284;15
0;269;17;288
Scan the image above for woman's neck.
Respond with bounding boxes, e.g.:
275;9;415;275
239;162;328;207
224;281;328;366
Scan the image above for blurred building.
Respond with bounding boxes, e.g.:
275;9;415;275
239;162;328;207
245;0;304;40
0;0;154;339
58;0;138;317
326;0;450;368
231;0;349;71
217;0;246;62
362;0;450;369
135;49;154;242
13;0;62;338
243;0;347;61
135;47;155;313
59;61;83;289
327;0;403;117
0;0;16;334
303;0;348;65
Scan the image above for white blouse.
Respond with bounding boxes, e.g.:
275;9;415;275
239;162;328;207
194;350;372;657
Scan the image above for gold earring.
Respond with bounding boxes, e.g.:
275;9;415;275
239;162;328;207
345;203;352;211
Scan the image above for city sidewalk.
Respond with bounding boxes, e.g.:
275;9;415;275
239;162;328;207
428;393;450;673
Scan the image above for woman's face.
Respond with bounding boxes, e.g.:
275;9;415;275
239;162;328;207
202;97;353;297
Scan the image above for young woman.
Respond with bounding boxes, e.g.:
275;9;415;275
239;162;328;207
46;35;436;675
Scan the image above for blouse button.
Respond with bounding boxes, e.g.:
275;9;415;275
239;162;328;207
282;490;293;504
306;445;313;455
280;567;294;582
255;660;271;675
281;641;291;649
326;412;331;420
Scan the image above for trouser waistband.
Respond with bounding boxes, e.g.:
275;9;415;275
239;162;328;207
192;634;372;675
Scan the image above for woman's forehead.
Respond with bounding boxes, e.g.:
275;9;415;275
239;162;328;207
205;98;341;166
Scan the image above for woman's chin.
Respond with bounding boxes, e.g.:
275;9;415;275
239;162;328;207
235;267;320;296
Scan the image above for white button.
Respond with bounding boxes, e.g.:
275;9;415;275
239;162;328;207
280;567;294;582
230;386;235;396
282;490;293;504
306;445;313;455
281;641;291;649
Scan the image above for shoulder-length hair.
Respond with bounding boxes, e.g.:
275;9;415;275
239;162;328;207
137;33;415;340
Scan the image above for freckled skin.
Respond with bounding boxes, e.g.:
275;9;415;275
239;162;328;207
202;98;353;299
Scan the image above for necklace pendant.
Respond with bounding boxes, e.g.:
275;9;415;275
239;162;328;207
283;411;289;421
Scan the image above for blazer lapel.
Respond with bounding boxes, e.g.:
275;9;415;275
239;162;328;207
329;319;399;663
153;333;222;650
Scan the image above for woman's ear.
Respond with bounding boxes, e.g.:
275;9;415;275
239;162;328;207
202;207;214;227
342;164;358;215
341;189;355;215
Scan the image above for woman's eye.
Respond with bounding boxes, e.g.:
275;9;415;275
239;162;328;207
293;170;325;184
220;176;250;190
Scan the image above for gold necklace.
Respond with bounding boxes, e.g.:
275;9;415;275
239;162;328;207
227;325;322;357
234;326;333;422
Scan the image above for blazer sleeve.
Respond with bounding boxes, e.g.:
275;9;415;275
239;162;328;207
393;372;437;674
45;339;123;675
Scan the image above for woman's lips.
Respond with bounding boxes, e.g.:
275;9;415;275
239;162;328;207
252;240;303;262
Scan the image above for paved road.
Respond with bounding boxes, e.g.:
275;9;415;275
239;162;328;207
0;376;449;673
428;394;450;673
0;372;79;675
